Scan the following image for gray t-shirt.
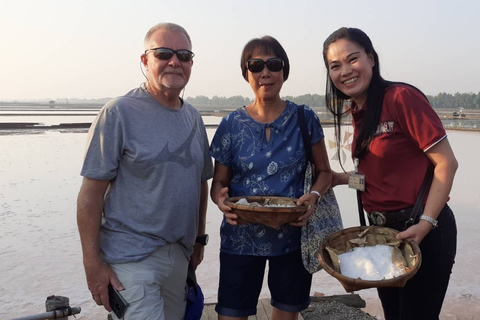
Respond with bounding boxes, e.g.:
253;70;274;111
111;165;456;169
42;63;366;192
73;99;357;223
81;85;213;264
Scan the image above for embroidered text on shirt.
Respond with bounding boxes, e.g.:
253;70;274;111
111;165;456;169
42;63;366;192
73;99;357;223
375;121;394;135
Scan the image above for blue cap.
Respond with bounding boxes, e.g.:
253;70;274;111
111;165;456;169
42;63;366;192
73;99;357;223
185;268;204;320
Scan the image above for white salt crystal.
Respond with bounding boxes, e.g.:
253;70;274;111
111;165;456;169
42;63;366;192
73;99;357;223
338;245;406;281
236;198;250;205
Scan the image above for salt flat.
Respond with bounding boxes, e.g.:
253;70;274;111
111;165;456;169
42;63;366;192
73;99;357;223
0;126;478;319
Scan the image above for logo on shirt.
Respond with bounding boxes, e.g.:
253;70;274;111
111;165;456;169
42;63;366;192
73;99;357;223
375;121;394;135
155;119;197;168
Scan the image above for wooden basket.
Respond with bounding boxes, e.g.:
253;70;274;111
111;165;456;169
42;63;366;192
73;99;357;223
318;226;422;292
225;196;308;229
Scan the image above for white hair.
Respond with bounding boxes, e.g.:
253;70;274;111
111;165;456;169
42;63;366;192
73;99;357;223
144;22;192;49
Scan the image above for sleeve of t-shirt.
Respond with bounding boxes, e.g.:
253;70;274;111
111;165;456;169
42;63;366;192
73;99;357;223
209;115;232;167
198;114;214;182
304;105;325;146
80;103;124;180
393;86;446;152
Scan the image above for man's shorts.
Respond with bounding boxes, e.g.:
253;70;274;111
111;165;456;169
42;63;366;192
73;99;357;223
110;243;189;320
215;249;312;317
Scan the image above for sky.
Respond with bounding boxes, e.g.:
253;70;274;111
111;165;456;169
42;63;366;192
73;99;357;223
1;0;479;101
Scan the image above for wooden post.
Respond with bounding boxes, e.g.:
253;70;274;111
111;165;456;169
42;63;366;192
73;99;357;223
45;295;69;320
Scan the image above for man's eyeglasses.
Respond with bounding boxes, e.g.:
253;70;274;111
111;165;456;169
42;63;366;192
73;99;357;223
246;58;284;73
144;47;195;62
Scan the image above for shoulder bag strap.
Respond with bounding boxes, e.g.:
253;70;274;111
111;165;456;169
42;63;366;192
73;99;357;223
297;105;313;163
298;105;367;225
405;165;435;227
357;191;367;226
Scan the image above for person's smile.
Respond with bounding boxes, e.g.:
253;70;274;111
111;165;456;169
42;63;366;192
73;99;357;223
343;77;358;85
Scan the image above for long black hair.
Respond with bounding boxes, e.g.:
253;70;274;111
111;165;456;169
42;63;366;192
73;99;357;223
322;27;387;160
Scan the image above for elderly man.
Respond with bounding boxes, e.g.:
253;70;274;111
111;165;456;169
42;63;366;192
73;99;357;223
77;22;213;320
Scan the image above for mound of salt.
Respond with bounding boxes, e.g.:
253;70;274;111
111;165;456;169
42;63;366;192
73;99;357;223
338;245;406;281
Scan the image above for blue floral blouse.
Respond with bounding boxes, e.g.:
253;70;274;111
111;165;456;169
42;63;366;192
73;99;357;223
209;101;325;256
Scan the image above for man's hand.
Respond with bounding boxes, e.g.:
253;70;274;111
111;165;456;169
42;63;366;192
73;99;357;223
85;261;124;312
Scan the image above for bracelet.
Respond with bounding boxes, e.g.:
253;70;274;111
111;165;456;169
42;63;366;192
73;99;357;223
310;190;320;197
310;191;321;204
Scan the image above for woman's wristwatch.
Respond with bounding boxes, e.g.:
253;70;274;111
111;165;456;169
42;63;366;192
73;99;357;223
419;215;438;228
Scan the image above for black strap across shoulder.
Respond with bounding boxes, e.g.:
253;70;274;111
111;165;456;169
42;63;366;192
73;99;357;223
404;165;434;227
297;105;313;163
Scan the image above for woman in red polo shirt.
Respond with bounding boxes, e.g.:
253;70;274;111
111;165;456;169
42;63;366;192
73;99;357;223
322;27;458;320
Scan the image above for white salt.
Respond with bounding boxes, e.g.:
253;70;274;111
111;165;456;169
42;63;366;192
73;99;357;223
338;245;406;280
236;198;251;205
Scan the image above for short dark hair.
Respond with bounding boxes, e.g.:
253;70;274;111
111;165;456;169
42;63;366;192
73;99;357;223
240;36;290;81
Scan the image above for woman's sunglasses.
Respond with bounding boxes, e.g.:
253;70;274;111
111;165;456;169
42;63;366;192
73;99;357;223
144;47;195;62
246;58;284;73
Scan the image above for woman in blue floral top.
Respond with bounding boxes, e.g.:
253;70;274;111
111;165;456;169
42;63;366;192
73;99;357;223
210;36;332;320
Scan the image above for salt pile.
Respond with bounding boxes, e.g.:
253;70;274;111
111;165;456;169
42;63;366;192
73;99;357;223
236;198;252;205
339;245;406;280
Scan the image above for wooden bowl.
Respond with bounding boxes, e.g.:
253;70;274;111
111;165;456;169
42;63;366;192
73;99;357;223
225;196;308;229
318;226;422;292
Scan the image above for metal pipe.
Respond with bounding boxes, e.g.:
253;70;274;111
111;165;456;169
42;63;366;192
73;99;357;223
11;306;81;320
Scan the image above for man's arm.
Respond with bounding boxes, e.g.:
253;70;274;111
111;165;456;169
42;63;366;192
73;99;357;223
77;177;122;311
198;180;209;238
190;180;209;269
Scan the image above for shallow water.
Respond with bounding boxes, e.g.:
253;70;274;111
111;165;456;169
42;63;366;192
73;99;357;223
0;122;479;319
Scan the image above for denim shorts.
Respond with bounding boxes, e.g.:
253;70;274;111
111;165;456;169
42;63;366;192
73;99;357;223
215;249;312;317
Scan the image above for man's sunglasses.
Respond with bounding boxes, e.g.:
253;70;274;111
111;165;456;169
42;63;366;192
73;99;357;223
246;58;284;73
144;47;195;62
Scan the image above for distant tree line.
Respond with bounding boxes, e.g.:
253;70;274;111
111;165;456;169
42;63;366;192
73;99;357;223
186;92;480;110
185;95;252;108
186;94;327;109
427;92;480;110
282;94;326;108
